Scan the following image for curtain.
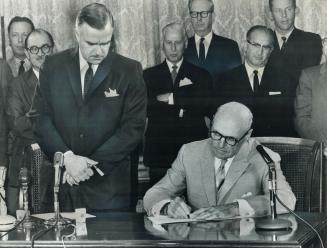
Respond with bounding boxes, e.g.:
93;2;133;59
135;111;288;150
0;0;326;69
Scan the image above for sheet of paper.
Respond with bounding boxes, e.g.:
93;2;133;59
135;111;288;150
147;215;243;225
31;212;95;220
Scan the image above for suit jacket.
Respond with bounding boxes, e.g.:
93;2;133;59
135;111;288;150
184;33;241;83
6;69;39;186
143;138;296;217
215;64;297;137
267;28;322;93
36;48;147;211
143;60;212;169
295;63;327;143
0;60;11;167
7;56;31;78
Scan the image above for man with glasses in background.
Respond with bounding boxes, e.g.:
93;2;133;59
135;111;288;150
184;0;241;84
6;29;54;214
215;25;296;137
144;101;295;219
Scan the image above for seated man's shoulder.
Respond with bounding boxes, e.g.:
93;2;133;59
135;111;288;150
182;138;210;155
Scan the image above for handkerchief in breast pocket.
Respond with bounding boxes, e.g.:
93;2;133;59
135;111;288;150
269;91;281;96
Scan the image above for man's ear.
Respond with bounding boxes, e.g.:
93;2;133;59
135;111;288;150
75;28;80;43
241;39;248;56
246;129;253;141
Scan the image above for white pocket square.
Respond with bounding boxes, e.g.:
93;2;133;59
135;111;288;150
104;88;119;97
179;77;193;87
241;192;253;198
269;91;281;95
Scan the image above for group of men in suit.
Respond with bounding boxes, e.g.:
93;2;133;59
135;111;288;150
144;0;323;218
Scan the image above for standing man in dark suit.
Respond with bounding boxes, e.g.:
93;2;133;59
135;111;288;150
267;0;322;93
215;25;296;137
36;3;146;212
184;0;241;83
143;22;212;186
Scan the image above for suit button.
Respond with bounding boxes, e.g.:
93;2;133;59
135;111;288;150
80;134;84;139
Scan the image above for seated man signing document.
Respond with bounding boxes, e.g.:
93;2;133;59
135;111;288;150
143;102;296;220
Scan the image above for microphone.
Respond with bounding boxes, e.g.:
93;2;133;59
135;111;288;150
255;145;291;230
19;167;34;228
44;152;71;226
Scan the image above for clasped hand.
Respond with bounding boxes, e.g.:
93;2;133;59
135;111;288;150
62;153;97;186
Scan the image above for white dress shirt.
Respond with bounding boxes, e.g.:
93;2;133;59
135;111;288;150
275;28;294;49
244;62;265;91
79;49;99;96
195;32;213;59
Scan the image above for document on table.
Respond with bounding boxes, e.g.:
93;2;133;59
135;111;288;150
32;212;95;220
148;215;243;225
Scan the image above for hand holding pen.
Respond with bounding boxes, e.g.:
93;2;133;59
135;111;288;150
167;196;191;219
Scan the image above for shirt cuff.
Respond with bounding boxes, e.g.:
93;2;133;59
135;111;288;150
168;93;174;105
237;199;255;217
150;199;171;216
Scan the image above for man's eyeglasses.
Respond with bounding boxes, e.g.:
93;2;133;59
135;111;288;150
27;44;53;55
190;11;213;19
209;129;250;146
247;40;273;53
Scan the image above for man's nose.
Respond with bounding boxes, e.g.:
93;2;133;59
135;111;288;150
281;9;288;18
18;35;24;43
95;45;104;55
218;138;226;148
197;14;202;21
171;43;176;52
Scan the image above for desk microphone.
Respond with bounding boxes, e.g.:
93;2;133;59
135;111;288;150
44;152;71;226
255;145;291;230
19;168;34;228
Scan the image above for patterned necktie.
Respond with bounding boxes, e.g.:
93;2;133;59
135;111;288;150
216;159;227;191
18;60;25;75
84;63;93;96
281;36;287;51
253;70;259;95
199;37;205;63
171;64;178;84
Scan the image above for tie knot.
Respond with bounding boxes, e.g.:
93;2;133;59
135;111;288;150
88;62;93;68
281;36;287;42
220;159;227;170
253;70;258;75
172;65;177;71
20;60;25;66
200;37;205;43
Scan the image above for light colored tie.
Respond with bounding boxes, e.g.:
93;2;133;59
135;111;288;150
216;159;227;191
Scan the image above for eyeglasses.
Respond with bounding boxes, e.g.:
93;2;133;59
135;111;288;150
27;44;53;55
247;40;273;53
190;11;213;18
210;129;250;146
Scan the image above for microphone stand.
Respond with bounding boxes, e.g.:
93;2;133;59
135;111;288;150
255;146;292;230
44;152;71;226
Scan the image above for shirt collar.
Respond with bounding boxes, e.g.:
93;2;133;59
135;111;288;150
14;56;30;66
195;31;213;45
166;58;183;72
275;28;294;43
33;68;39;80
214;156;235;174
244;61;265;77
78;48;99;73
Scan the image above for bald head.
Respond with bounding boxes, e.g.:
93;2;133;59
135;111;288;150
213;102;253;133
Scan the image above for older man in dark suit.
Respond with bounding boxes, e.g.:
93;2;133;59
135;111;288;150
215;25;296;137
184;0;241;83
36;3;146;211
143;21;212;186
267;0;322;94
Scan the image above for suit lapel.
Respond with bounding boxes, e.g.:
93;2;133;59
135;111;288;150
240;65;254;93
200;142;217;206
85;52;114;100
216;141;251;204
66;48;83;107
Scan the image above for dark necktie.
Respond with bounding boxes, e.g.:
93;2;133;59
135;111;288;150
171;65;178;84
84;63;93;96
253;70;259;94
18;60;25;75
281;36;287;51
199;37;205;63
216;159;227;192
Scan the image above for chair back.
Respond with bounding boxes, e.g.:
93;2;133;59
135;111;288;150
256;137;325;213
